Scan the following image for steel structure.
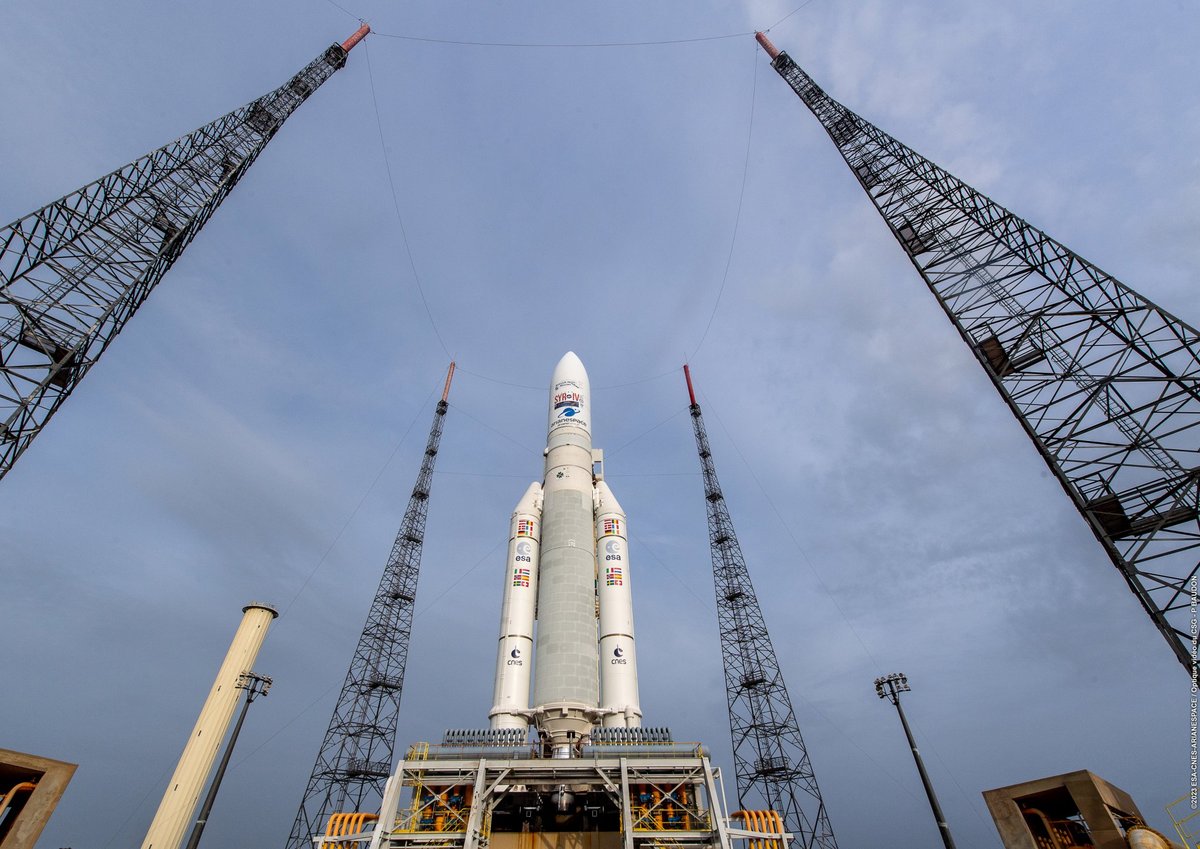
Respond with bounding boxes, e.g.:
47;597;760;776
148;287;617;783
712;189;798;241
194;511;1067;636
184;672;274;849
873;674;956;849
286;364;456;849
354;741;743;849
684;365;837;849
0;24;370;482
756;32;1200;675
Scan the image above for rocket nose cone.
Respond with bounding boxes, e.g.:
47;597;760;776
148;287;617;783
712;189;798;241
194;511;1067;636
548;352;591;437
555;351;584;374
551;351;589;386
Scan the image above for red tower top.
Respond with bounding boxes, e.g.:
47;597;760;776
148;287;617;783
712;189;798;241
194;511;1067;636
341;23;371;52
754;31;780;60
441;361;456;403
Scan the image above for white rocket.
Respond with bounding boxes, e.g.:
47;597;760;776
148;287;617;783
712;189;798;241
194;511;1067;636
489;352;642;754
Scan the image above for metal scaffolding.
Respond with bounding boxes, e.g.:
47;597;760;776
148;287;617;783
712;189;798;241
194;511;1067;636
286;364;455;849
684;365;838;849
757;31;1200;675
0;24;370;481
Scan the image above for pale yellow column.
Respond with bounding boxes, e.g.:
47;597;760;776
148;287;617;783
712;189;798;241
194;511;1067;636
141;603;278;849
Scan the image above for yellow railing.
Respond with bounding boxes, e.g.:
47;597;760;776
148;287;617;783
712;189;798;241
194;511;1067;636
405;742;431;761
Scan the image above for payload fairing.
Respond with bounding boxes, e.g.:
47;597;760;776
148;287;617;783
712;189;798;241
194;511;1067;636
489;352;642;754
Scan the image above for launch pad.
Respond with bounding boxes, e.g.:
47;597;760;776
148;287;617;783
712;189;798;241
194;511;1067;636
321;733;775;849
305;355;787;849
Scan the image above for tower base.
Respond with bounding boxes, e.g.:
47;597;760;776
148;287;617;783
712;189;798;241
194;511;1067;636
312;735;787;849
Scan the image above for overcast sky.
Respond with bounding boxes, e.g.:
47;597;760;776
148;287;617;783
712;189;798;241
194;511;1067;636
1;1;1197;847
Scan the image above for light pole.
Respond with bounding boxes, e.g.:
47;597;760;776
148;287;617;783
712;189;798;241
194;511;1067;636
183;672;272;849
874;673;956;849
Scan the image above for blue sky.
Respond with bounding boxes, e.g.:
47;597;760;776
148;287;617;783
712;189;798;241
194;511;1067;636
1;1;1197;847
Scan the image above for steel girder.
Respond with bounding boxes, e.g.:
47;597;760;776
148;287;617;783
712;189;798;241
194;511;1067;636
287;394;449;849
0;40;352;480
764;45;1200;675
687;389;838;849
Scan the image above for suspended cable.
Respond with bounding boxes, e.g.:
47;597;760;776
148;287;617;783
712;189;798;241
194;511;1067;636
100;764;175;849
690;44;757;360
413;538;507;617
606;406;689;459
630;527;925;806
318;0;362;21
594;367;681;390
435;469;532;478
448;401;540;456
766;0;825;32
457;363;682;392
607;471;699;478
630;528;715;613
913;714;1000;830
363;41;453;359
698;386;886;672
371;30;753;48
280;385;438;617
456;366;544;392
231;538;506;771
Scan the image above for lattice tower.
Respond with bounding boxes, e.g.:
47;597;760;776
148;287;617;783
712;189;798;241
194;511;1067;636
684;365;838;849
757;32;1200;674
0;25;369;481
285;364;455;849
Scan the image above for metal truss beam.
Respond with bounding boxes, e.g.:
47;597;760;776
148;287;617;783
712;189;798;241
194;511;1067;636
0;25;369;481
756;32;1200;675
684;366;838;849
286;364;455;849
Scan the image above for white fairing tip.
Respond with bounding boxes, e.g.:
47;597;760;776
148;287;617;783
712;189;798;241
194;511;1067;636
548;352;591;437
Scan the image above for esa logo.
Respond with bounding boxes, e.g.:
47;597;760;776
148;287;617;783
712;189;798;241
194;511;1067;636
507;647;524;667
611;646;628;665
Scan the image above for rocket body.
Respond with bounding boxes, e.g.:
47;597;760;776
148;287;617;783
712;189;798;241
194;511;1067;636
489;482;542;730
533;354;600;748
596;480;641;728
488;352;643;752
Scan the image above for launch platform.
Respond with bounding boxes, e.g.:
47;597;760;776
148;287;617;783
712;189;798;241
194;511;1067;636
306;355;788;849
318;731;782;849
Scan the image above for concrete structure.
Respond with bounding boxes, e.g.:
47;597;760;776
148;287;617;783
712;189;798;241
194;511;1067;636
141;602;278;849
0;748;77;849
982;770;1146;849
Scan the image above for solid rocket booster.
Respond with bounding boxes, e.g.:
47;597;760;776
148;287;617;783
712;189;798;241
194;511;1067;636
489;481;542;730
488;352;643;751
595;480;641;728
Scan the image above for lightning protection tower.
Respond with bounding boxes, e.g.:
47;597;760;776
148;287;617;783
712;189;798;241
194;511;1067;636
756;32;1200;676
285;363;455;849
0;24;370;482
684;365;838;849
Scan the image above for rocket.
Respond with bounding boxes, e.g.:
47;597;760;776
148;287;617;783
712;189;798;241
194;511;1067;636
489;352;642;755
